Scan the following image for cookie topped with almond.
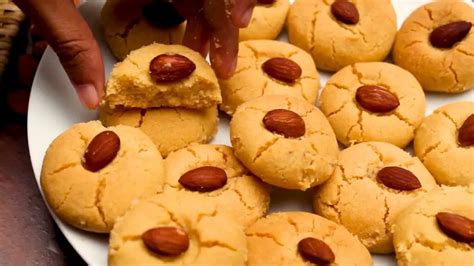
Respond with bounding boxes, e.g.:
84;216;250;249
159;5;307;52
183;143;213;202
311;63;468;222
230;95;339;190
246;212;372;266
320;62;426;148
393;185;474;266
164;144;270;226
219;40;320;116
105;43;221;109
313;141;438;254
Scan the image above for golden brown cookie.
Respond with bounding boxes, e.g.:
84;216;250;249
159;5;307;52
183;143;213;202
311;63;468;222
393;1;474;93
287;0;397;72
320;62;426;148
164;144;270;226
414;101;474;186
246;212;372;265
314;142;438;253
101;0;186;60
41;121;165;233
239;0;289;41
99;106;218;157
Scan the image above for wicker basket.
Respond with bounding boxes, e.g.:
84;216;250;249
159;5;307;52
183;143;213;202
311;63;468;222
0;0;24;75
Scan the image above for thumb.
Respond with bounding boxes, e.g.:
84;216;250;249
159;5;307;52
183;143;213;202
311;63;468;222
15;0;104;109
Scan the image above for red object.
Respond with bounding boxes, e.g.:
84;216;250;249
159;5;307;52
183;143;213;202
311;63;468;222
17;54;39;88
7;90;31;115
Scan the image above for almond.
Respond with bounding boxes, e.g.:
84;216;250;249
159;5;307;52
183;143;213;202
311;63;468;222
430;21;472;49
179;166;227;192
356;85;400;113
436;212;474;245
331;0;359;25
298;237;335;265
263;109;306;138
149;53;196;83
262;57;302;83
82;131;120;172
142;227;189;256
458;114;474;147
377;166;421;191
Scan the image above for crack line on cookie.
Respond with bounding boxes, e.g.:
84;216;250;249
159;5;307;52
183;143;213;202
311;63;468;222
252;137;279;162
95;177;108;228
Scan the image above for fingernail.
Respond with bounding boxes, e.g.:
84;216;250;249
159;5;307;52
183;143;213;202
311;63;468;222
239;8;253;27
74;84;100;109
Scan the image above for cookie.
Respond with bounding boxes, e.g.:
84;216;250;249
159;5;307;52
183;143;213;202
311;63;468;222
220;40;320;116
414;102;474;186
109;192;248;265
105;43;221;109
230;95;339;190
99;106;218;157
393;186;474;266
164;144;270;226
287;0;397;72
239;0;290;41
320;62;425;148
393;1;474;93
246;212;372;265
313;142;439;253
101;0;186;60
40;121;165;233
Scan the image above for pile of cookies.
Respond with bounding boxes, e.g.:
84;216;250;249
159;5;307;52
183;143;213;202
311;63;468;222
40;0;473;265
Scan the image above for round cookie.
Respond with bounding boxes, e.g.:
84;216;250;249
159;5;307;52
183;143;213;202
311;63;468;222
393;186;474;266
239;0;290;41
220;40;320;116
109;192;248;265
99;106;218;157
287;0;397;72
414;102;474;186
313;142;439;253
230;95;339;190
320;62;426;148
246;212;372;265
101;0;186;60
40;121;165;233
164;144;270;226
393;1;474;93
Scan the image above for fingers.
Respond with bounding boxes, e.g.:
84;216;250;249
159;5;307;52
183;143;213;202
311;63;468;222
229;0;256;28
182;13;210;57
14;0;104;109
205;0;239;79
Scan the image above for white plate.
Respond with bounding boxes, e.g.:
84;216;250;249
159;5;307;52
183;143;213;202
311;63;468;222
28;1;474;265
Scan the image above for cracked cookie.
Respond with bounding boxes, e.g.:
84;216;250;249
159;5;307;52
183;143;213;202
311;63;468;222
393;1;474;93
320;62;426;148
105;43;221;109
393;185;474;266
109;192;248;265
220;40;320;116
246;212;372;265
230;95;338;190
99;105;218;157
40;121;165;233
414;102;474;186
164;144;270;226
101;0;186;60
239;0;289;41
287;0;397;72
313;142;438;253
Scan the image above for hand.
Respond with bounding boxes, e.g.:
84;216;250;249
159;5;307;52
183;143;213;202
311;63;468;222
173;0;256;79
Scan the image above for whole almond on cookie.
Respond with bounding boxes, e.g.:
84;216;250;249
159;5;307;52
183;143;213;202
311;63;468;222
356;85;400;113
458;114;474;147
331;0;359;25
149;53;196;83
82;131;120;172
142;227;190;256
377;166;422;191
179;166;227;192
430;21;472;49
262;57;302;83
436;212;474;245
263;109;306;138
298;237;335;264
